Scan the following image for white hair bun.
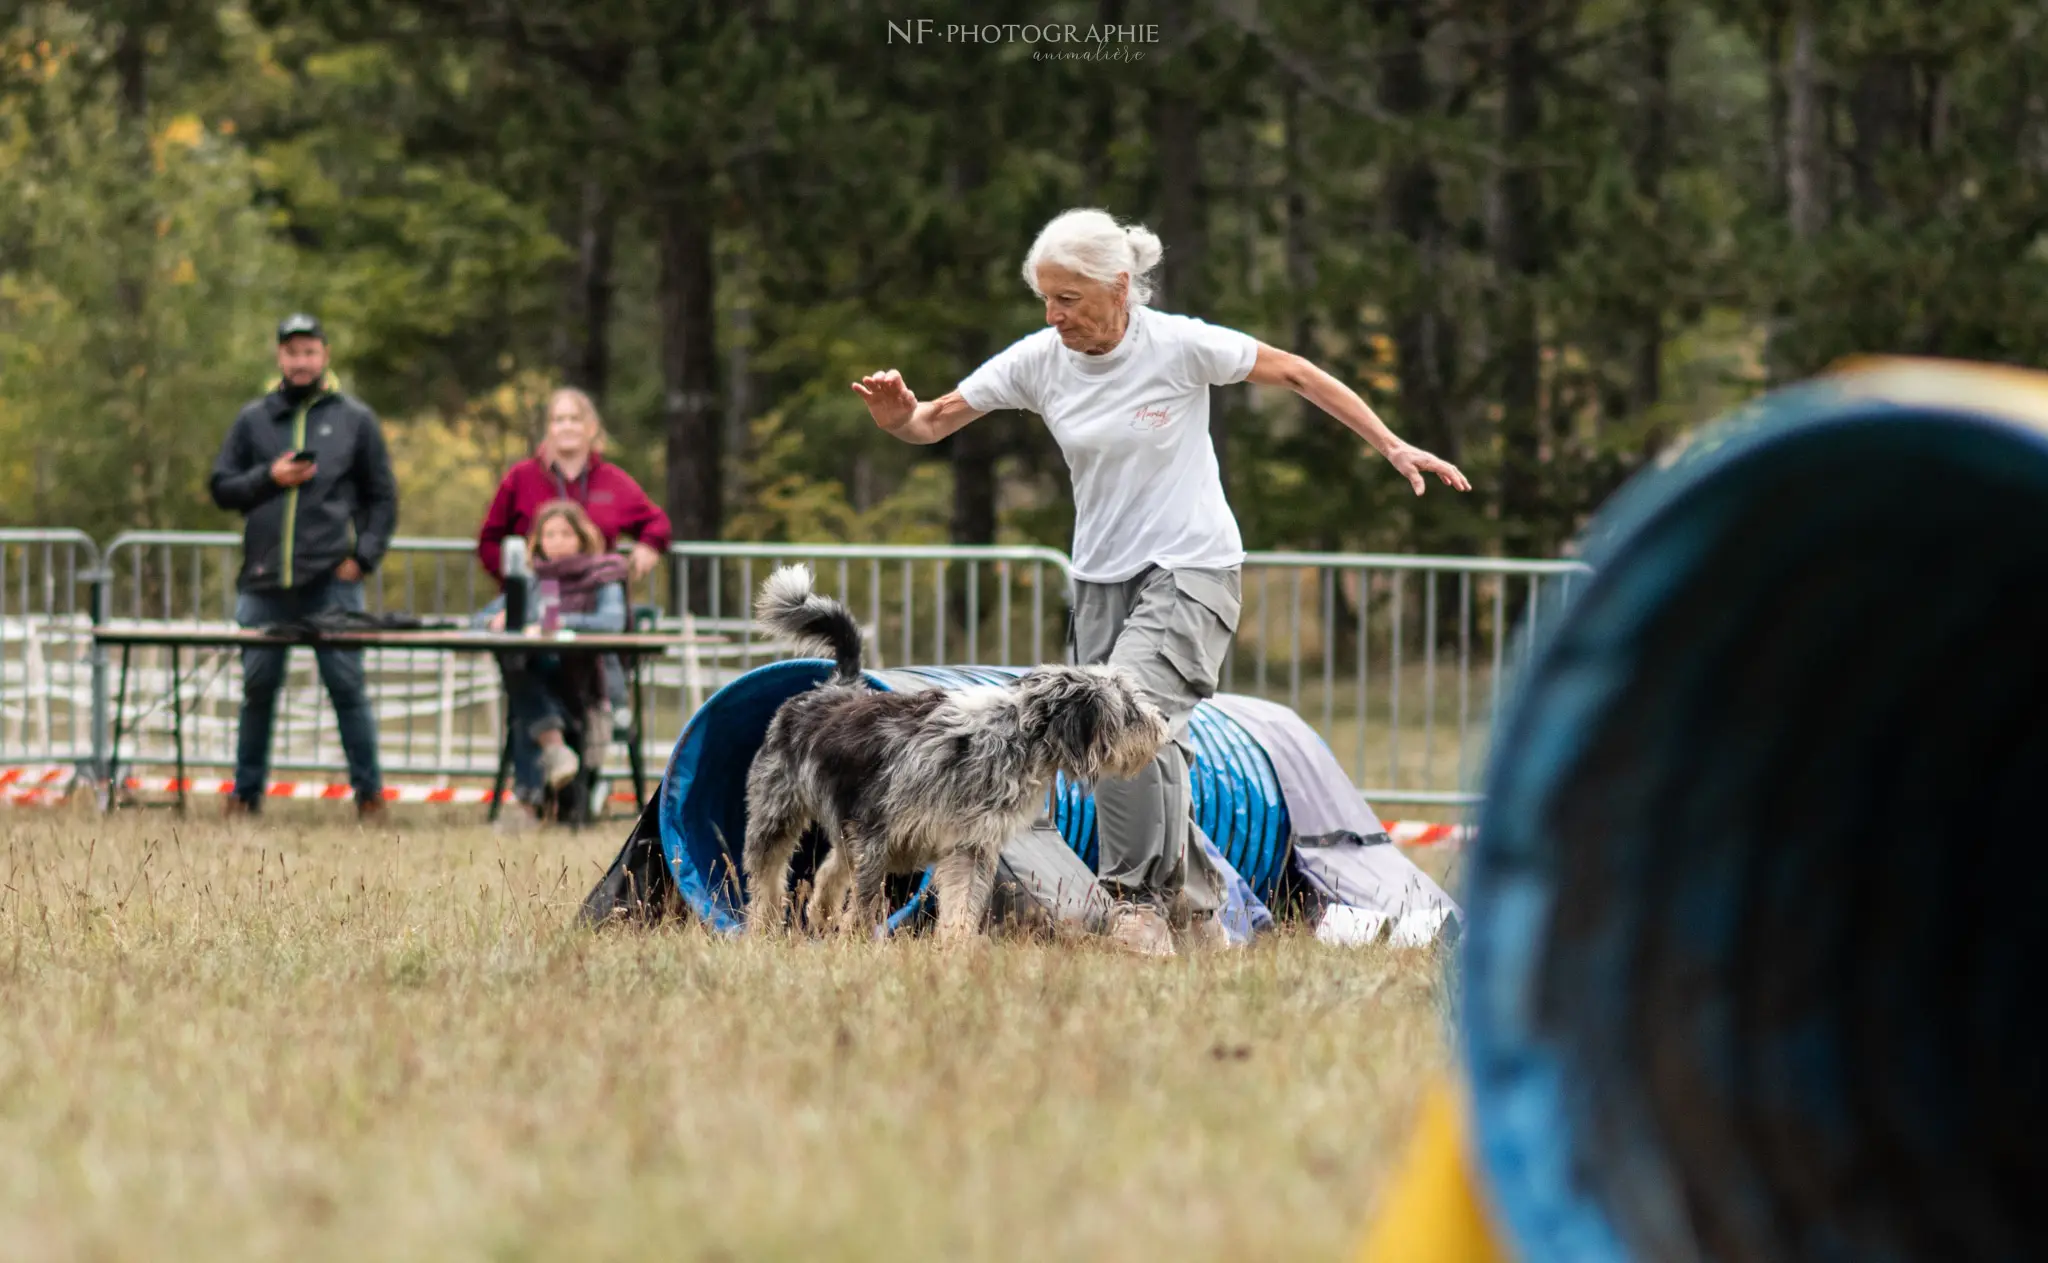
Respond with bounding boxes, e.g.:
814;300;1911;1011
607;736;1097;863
1123;224;1164;275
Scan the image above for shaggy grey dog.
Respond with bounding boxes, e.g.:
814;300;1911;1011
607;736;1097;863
742;565;1169;942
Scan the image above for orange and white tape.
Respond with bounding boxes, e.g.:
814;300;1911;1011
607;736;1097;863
1382;820;1471;848
0;765;71;788
0;766;637;808
0;765;75;806
111;777;640;806
3;765;1469;844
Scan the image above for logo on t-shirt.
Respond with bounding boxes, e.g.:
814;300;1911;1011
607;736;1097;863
1131;403;1173;432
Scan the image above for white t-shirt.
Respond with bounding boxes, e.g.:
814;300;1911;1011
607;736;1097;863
957;305;1258;584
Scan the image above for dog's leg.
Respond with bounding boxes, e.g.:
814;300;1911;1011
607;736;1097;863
806;841;854;934
741;765;807;935
962;844;1002;939
930;848;980;945
931;838;1001;946
846;825;893;940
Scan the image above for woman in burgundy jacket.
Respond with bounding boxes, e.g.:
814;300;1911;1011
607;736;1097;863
477;387;673;582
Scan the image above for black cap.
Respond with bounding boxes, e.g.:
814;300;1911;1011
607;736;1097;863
276;313;325;343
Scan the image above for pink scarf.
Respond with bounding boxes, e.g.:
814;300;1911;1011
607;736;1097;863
534;552;628;613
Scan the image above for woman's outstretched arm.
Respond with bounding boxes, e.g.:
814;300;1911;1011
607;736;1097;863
853;370;987;445
1244;344;1472;495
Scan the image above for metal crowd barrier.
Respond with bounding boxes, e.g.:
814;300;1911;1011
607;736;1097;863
0;529;103;773
642;542;1076;772
100;530;494;623
4;530;1590;809
76;535;1078;789
1233;554;1591;808
96;532;515;781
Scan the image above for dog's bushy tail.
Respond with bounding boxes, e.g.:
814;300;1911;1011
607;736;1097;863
757;564;863;683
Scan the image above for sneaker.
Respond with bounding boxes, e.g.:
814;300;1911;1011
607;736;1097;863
356;795;388;823
1106;901;1176;957
539;742;581;790
223;795;260;819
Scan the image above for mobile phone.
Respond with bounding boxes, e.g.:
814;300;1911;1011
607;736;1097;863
291;449;317;464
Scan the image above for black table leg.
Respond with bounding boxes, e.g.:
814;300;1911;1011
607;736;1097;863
170;643;187;815
106;642;132;813
488;713;514;823
628;653;649;811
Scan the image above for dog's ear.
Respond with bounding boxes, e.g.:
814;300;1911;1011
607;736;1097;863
1020;669;1104;772
1050;690;1106;772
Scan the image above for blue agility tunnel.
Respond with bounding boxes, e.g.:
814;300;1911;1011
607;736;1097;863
647;660;1300;933
1460;359;2048;1263
582;653;1458;942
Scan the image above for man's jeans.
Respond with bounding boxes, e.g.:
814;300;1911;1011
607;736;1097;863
233;577;382;805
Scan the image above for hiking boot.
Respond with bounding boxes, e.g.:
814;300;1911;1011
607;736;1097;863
356;795;388;823
539;741;581;790
1106;901;1176;957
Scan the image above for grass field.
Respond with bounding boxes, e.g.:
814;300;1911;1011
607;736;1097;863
0;806;1452;1262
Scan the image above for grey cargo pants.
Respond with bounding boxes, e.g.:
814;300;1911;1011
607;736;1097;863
1071;565;1239;916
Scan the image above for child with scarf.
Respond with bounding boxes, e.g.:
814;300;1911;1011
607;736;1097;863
479;499;629;827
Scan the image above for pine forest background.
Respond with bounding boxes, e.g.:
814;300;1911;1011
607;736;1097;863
4;0;2045;561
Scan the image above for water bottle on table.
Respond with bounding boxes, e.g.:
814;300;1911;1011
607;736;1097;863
502;537;530;633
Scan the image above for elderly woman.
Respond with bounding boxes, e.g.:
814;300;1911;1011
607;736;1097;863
854;208;1469;955
477;387;672;582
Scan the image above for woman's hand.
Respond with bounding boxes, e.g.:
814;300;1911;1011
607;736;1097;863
629;541;662;582
1386;443;1472;496
852;370;919;433
488;609;506;632
851;374;985;446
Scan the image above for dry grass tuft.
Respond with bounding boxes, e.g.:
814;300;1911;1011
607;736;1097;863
0;807;1449;1261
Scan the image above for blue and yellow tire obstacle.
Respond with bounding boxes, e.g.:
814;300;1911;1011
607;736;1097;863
1363;358;2048;1262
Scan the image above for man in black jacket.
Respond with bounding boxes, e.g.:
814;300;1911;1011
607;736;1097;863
209;314;398;818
